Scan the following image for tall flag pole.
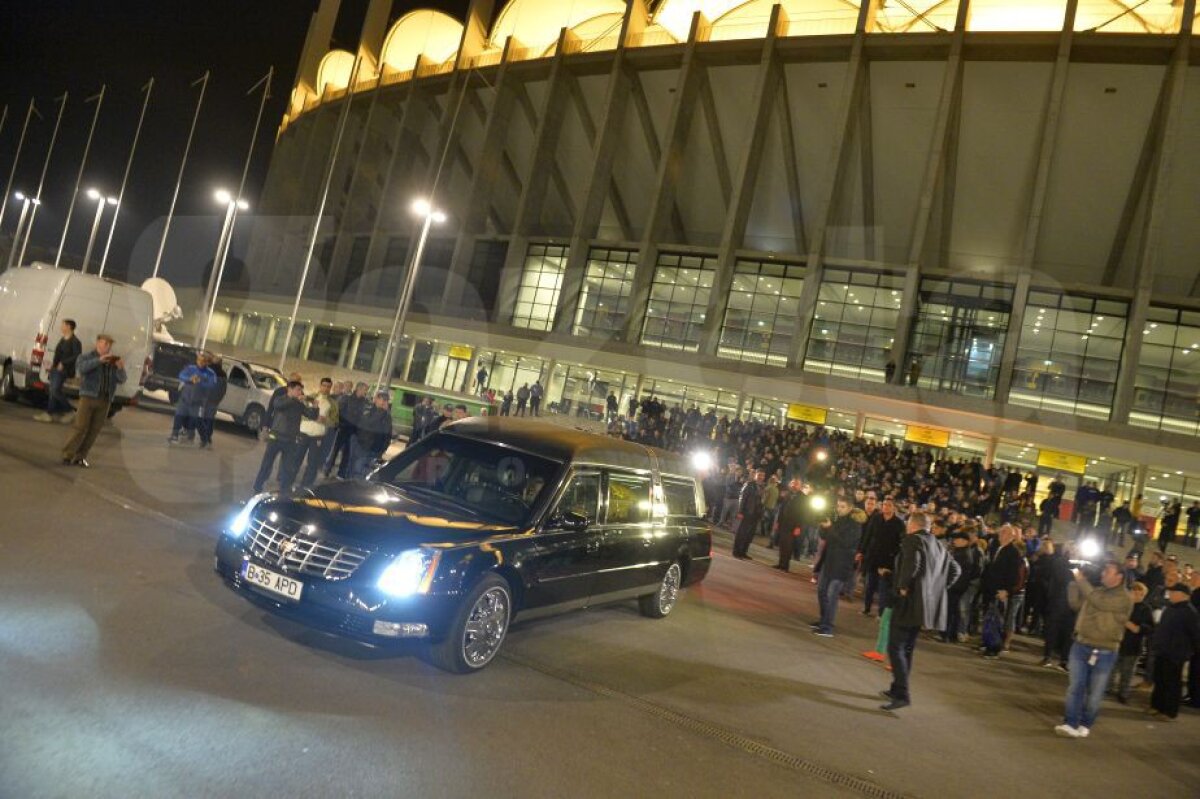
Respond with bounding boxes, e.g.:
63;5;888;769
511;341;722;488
198;66;273;349
55;86;106;268
152;71;209;279
0;98;38;234
17;92;68;268
99;78;154;277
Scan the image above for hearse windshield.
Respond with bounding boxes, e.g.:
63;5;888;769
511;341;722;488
372;435;562;526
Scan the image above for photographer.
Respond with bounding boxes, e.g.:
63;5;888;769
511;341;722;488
61;333;126;468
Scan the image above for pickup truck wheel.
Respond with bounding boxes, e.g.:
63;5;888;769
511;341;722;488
242;404;265;433
0;364;16;401
428;574;511;674
638;562;682;619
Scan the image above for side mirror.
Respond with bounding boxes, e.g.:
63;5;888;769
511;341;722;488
549;511;589;532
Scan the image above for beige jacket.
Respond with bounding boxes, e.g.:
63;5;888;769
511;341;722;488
1070;580;1133;651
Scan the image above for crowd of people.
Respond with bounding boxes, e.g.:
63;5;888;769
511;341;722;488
617;396;1200;728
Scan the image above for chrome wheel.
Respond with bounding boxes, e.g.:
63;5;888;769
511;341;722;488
461;585;510;668
656;563;681;615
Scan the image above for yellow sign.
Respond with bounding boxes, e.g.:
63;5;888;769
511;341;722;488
447;344;474;361
905;425;950;448
1037;448;1087;475
786;404;827;425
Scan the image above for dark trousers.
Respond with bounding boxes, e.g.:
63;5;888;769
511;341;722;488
199;408;217;444
171;402;200;438
777;527;795;569
62;396;110;461
530;398;540;416
1038;512;1054;537
887;623;921;702
47;369;73;415
254;436;299;494
732;515;760;557
1042;607;1074;663
327;426;355;478
817;574;846;634
1151;657;1185;718
863;570;882;613
301;432;336;489
945;589;965;640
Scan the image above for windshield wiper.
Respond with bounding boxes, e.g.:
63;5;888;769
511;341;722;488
386;482;489;520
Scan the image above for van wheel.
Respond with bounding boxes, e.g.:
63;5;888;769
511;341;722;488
242;404;265;433
638;562;682;619
0;364;16;402
427;574;512;674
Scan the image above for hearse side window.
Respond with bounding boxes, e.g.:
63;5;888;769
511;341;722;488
605;472;652;525
661;478;699;518
555;472;601;523
228;367;250;389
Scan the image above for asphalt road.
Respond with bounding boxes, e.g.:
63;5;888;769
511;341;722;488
0;399;1196;799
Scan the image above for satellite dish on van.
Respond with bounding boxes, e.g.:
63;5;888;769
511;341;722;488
141;277;183;341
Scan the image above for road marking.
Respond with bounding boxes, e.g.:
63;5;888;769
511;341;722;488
502;651;911;799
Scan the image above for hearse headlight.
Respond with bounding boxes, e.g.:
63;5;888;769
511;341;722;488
228;493;270;538
377;549;441;598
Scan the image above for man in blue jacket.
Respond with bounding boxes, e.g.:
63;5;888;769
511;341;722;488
61;333;126;467
168;352;215;444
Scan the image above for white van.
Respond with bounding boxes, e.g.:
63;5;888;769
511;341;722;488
0;264;154;408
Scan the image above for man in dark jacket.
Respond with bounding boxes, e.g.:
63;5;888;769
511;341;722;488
860;497;905;615
983;525;1027;658
37;319;82;422
944;533;981;643
1111;581;1153;704
350;391;394;478
812;498;864;637
197;356;227;449
1149;582;1200;720
327;381;367;478
253;381;318;494
881;511;960;711
1038;539;1076;670
61;334;127;468
731;469;765;559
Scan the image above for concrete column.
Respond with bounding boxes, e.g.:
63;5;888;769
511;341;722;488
985;436;998;468
265;318;279;354
300;324;317;361
231;314;246;348
345;330;362;368
734;393;747;421
337;329;352;366
698;5;787;356
632;373;645;405
357;0;392;78
296;0;343;98
401;338;416;381
995;1;1077;401
1112;0;1194;422
788;1;879;369
553;0;649;333
887;265;922;385
854;412;866;438
1133;464;1147;506
621;11;711;344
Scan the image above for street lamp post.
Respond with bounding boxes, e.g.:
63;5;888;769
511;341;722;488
81;189;117;274
374;199;447;392
198;189;248;351
6;192;39;270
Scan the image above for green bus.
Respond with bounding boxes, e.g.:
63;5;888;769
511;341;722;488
388;381;500;438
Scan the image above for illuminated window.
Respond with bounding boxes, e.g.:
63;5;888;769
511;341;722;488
717;258;804;367
605;472;653;525
1130;306;1200;437
640;253;716;352
907;278;1014;398
1008;291;1128;420
511;244;567;331
803;268;905;383
574;248;636;339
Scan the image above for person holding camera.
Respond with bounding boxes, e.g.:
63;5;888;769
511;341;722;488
61;333;126;468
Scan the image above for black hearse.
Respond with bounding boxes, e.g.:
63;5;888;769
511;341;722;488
215;418;713;672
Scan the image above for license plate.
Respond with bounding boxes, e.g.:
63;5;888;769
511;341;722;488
242;562;304;602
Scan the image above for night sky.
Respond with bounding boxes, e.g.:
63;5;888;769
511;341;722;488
1;0;472;284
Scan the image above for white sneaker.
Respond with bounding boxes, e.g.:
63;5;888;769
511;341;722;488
1053;724;1081;738
1076;727;1090;738
33;412;52;423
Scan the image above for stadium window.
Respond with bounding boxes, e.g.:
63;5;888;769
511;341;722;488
906;278;1014;399
640;253;716;353
1130;306;1200;437
803;268;905;382
1008;292;1128;420
512;243;567;331
573;248;637;339
717;258;805;367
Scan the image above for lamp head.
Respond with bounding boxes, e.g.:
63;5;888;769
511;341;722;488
214;189;232;205
412;198;431;216
87;188;101;201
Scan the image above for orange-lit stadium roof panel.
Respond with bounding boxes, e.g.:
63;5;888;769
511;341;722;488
381;10;465;71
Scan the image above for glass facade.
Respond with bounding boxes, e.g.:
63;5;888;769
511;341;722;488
717;258;805;367
573;248;637;339
804;268;906;382
908;278;1014;398
1130;306;1200;436
640;253;716;352
548;363;637;420
638;377;739;418
512;244;567;331
1008;291;1128;420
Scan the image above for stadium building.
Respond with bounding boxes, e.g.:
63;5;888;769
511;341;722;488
211;0;1200;505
